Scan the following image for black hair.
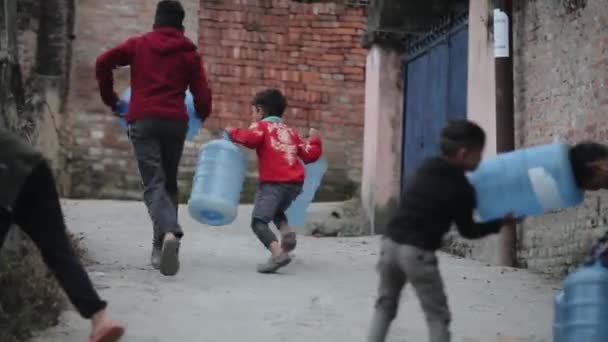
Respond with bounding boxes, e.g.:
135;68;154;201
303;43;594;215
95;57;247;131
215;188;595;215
569;142;608;187
154;1;185;31
252;89;287;117
440;120;486;156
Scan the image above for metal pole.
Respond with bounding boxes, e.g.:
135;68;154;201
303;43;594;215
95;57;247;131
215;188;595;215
494;0;516;267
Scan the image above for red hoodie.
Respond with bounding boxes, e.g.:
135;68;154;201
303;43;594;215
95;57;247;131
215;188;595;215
229;118;323;183
95;27;212;123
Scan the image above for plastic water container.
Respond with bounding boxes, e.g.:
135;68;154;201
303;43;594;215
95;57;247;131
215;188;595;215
285;157;328;229
188;133;247;226
466;143;584;222
559;261;608;341
116;87;201;140
553;290;565;342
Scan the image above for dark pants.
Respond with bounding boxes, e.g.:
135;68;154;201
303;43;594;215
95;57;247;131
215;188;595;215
368;238;451;342
251;182;302;248
128;118;187;247
0;162;107;319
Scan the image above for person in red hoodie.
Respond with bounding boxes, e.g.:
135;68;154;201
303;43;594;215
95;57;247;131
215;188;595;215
95;0;212;276
227;89;322;273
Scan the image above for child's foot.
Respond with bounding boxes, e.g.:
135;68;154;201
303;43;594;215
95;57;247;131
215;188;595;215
257;253;292;274
281;232;297;252
89;310;125;342
159;234;180;276
150;246;161;270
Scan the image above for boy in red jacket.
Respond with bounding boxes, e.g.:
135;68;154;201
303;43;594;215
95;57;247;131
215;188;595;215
227;89;322;273
95;0;212;276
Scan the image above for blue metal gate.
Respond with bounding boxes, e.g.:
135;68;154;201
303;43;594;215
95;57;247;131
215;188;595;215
402;14;469;185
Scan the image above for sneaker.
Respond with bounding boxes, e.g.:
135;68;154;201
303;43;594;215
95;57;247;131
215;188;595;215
281;232;297;252
150;247;161;270
257;253;292;274
159;238;180;276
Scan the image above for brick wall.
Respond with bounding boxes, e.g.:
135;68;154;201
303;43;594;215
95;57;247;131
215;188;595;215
66;0;366;203
199;0;366;201
513;0;608;276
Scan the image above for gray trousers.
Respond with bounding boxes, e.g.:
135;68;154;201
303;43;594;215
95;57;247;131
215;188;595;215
368;238;451;342
251;182;302;248
128;118;187;247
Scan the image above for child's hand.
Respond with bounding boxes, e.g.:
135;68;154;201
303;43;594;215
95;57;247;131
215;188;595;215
308;128;319;138
113;99;128;118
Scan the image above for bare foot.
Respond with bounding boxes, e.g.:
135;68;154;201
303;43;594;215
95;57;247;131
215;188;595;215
268;241;285;258
89;310;124;342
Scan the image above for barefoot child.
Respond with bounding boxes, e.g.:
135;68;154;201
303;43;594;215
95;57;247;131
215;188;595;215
367;120;516;342
95;0;212;276
227;88;322;273
0;128;124;342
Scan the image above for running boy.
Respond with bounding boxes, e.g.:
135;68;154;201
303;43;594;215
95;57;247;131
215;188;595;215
0;128;124;342
226;89;322;273
367;120;516;342
95;0;212;276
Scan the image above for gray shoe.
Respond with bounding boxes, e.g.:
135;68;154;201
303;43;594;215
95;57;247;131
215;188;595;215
281;232;297;252
159;238;180;276
150;247;161;269
257;253;292;274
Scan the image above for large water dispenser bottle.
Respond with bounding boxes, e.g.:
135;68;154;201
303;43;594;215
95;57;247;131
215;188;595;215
188;133;247;226
285;157;328;229
553;290;565;342
559;261;608;341
466;143;584;222
116;87;202;140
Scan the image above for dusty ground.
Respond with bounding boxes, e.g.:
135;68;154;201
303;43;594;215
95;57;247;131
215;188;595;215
31;200;556;342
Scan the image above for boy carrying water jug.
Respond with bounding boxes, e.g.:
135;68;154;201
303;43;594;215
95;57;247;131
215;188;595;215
367;120;518;342
95;0;212;276
226;89;322;273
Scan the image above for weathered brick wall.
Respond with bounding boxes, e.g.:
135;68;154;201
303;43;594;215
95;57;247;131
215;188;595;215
513;0;608;276
66;0;366;203
199;0;366;201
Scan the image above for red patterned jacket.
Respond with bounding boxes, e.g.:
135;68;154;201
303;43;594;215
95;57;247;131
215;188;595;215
228;117;322;183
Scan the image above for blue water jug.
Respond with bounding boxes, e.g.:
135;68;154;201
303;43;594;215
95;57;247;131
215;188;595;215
559;261;608;341
553;290;565;342
285;157;328;229
188;133;247;226
116;87;201;140
467;143;584;222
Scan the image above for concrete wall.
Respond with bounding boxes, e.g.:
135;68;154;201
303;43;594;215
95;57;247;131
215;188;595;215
513;0;608;276
361;46;403;234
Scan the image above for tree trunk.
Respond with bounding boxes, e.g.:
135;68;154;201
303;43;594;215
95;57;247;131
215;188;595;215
35;0;68;77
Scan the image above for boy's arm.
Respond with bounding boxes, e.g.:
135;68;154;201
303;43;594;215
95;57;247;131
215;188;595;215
188;55;212;120
453;186;504;239
296;131;322;164
228;123;265;149
95;38;136;109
